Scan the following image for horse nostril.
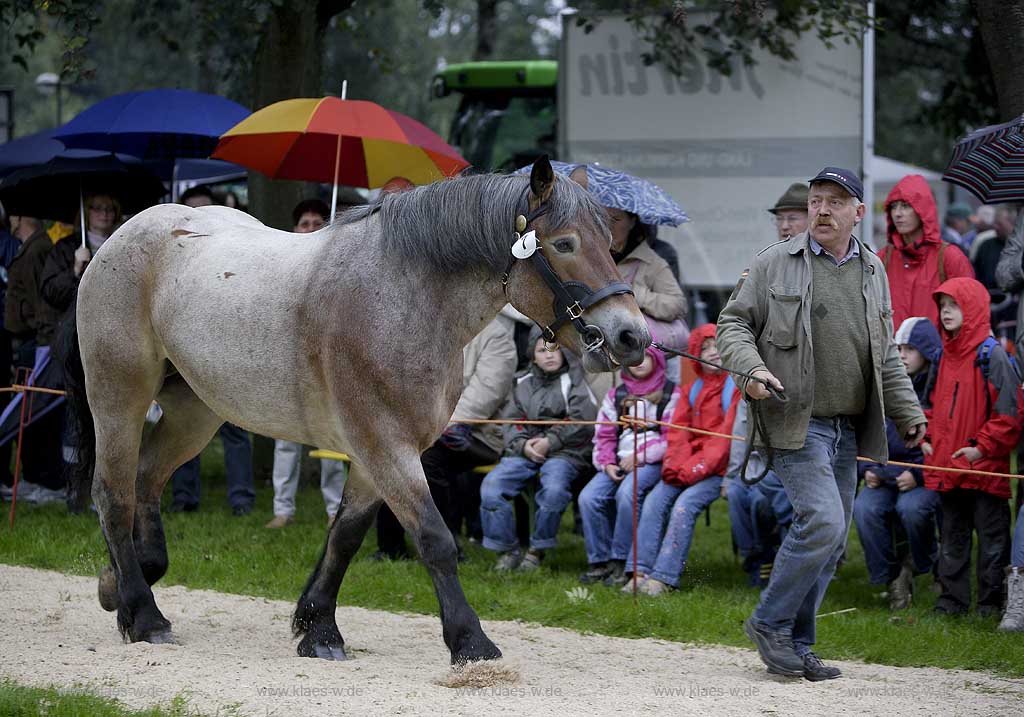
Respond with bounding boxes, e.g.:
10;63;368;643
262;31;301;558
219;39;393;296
618;329;640;351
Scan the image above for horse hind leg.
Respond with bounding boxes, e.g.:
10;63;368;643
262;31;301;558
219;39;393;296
87;350;171;643
97;374;223;613
293;463;381;660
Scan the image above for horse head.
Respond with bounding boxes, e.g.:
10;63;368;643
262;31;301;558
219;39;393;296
504;155;650;371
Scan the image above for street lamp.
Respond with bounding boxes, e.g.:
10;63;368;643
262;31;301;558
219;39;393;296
34;72;62;126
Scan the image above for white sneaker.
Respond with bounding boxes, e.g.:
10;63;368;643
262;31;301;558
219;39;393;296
18;482;66;505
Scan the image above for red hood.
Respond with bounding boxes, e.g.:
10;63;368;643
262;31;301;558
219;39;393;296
687;323;718;377
885;175;941;251
933;277;991;359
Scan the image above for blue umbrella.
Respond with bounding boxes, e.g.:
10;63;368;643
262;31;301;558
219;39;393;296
0;130;66;178
515;159;688;226
53;89;251;165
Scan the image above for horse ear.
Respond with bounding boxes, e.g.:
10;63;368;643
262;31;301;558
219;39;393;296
569;165;588;190
530;154;555;203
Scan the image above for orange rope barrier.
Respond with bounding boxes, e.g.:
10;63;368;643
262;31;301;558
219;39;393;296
6;384;67;396
460;415;1024;482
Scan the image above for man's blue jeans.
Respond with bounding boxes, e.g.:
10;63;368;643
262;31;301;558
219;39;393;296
853;482;940;584
171;422;255;510
578;462;662;565
625;475;722;588
751;416;857;654
1013;501;1024;567
480;456;578;552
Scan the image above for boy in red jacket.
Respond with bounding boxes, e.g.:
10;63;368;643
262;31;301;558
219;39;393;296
923;277;1022;616
623;324;739;595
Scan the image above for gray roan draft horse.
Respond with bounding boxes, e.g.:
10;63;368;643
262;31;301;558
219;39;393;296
63;156;650;665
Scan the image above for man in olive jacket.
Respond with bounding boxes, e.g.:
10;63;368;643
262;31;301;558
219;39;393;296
717;167;926;682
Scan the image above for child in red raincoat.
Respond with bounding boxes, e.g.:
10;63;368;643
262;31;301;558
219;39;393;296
923;277;1023;617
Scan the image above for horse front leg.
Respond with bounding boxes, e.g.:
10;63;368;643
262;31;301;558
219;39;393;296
293;464;381;660
375;449;501;665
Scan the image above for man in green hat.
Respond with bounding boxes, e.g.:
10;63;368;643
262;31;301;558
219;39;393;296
769;183;809;241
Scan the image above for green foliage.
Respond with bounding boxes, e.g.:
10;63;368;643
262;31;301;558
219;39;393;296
0;679;207;717
874;0;999;170
1;442;1022;678
0;0;99;79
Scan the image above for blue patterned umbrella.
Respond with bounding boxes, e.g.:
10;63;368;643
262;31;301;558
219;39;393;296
515;160;688;226
943;115;1024;203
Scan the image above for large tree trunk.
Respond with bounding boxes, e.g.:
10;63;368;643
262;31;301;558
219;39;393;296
248;0;355;230
475;0;497;61
973;0;1024;120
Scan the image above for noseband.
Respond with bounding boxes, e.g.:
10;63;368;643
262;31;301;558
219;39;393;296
501;187;634;352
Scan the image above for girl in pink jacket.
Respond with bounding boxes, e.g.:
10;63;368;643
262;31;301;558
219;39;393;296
577;347;681;586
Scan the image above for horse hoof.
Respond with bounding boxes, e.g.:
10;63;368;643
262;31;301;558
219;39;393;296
144;629;178;645
97;567;118;612
312;643;347;661
451;636;502;665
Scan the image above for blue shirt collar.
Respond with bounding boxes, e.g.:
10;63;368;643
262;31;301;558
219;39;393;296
809;235;860;266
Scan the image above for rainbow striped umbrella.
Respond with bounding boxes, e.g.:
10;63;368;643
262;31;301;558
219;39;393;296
211;96;468;218
943;115;1024;203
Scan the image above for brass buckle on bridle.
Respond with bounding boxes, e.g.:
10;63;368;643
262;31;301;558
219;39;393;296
566;301;584;320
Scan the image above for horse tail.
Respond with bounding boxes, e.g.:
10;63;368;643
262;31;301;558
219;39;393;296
56;301;95;514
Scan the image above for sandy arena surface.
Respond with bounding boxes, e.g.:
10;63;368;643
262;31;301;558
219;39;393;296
1;564;1021;716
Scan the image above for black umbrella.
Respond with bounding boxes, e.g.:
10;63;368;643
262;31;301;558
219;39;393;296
943;115;1024;203
0;153;167;223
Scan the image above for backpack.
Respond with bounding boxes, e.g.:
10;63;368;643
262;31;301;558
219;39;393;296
687;375;736;417
613;380;676;434
975;336;1020;418
882;241;947;282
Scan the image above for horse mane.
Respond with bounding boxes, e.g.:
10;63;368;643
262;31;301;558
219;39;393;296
337;172;610;275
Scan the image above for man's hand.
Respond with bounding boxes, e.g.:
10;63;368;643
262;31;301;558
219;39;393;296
620;453;636;473
73;246;92;277
864;470;882;489
952;445;984;464
904;423;927;448
745;369;783;400
921;441;933;457
604;464;623;482
895;471;917;492
720;483;729;499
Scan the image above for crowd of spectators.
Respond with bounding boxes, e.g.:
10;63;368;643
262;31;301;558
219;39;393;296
0;172;1021;637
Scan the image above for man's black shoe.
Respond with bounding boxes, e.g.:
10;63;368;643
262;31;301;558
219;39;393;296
168;501;198;513
799;652;841;681
744;618;803;676
232;504;253;517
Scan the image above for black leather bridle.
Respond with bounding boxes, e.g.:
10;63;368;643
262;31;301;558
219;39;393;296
501;187;634;353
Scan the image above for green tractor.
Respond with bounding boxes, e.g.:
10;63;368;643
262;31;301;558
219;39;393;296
432;60;558;172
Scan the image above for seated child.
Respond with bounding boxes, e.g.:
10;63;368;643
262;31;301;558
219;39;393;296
624;324;739;595
854;316;942;610
578;347;680;586
725;400;793;588
924;279;1022;617
479;327;596;571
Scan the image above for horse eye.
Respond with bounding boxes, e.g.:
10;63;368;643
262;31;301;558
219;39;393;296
553;238;575;254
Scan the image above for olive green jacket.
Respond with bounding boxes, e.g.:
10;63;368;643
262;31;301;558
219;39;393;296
715;231;925;462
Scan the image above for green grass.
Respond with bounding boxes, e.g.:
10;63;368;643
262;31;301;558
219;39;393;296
0;679;215;717
1;444;1022;685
